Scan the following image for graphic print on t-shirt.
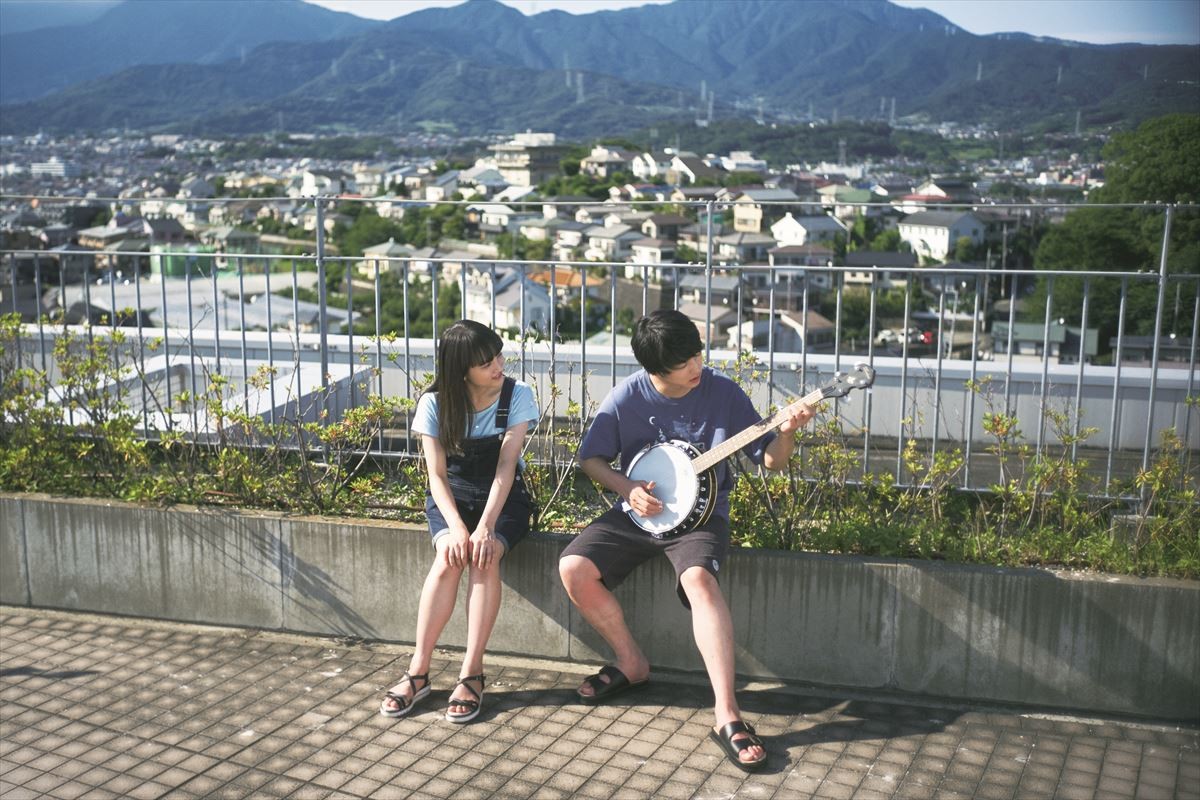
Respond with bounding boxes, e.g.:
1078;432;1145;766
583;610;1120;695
648;414;707;452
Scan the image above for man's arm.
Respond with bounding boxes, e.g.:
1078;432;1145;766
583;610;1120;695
762;402;814;471
581;455;664;517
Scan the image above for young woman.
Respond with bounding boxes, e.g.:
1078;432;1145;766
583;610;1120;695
380;320;538;724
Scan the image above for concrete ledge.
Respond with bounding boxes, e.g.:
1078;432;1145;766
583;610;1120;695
2;492;1197;721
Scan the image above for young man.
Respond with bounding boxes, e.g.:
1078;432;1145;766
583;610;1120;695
559;309;813;771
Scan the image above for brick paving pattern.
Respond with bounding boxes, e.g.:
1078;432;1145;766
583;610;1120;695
1;607;1197;799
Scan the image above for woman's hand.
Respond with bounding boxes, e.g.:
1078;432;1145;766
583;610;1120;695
442;523;472;568
470;524;500;569
627;480;664;518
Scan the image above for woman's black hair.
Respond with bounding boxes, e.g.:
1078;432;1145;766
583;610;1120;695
631;309;702;375
427;319;504;455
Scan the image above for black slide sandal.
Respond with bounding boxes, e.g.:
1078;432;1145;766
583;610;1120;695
709;720;768;772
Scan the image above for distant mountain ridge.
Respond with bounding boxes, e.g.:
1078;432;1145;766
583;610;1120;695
1;0;1195;137
0;0;377;104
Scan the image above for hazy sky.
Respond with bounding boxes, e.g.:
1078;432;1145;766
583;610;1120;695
306;0;1200;45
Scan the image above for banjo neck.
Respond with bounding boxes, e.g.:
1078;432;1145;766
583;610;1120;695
689;387;826;474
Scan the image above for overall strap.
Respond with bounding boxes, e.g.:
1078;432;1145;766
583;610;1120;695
494;377;516;434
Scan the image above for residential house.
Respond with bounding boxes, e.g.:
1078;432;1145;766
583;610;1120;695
666;155;723;186
580;145;636;179
765;243;835;301
208;201;259;227
463;265;552;336
617;184;673;202
841;250;917;289
670;186;722;205
517;216;565;242
542;196;592;220
552;221;589;260
76;225;132;250
720;151;768;174
728;310;837;353
892;193;955;214
603;210;651;230
678;273;743;309
127;217;188;245
732;188;801;233
679;300;738;348
473;204;539;240
1108;334;1195;366
817;184;876;221
178;176;216;199
372;195;408;221
491;131;568;187
360;238;415;280
527;266;606;304
630;151;674;181
199;227;261;270
993;320;1099;364
352;164;388;196
677;221;729;255
898;211;983;262
423;170;459;202
627;239;676;281
914;178;975;203
300;170;351;198
457;165;508;199
641;213;690;242
583;225;640;261
715;232;775;265
770;213;844;247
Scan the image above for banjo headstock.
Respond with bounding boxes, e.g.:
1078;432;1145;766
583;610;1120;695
819;362;876;399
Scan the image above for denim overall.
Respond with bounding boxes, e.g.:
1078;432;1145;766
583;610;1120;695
425;377;531;540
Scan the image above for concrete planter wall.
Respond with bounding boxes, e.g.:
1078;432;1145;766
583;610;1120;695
2;492;1197;721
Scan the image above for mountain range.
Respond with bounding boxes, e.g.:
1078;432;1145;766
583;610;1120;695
1;0;1196;138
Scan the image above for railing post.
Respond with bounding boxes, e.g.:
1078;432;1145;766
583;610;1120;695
315;197;330;409
1141;205;1173;505
704;200;714;361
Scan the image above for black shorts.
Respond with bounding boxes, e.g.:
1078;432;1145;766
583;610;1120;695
560;506;730;609
425;473;532;554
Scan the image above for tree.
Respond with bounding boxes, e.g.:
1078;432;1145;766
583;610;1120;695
1092;114;1200;204
1031;114;1200;353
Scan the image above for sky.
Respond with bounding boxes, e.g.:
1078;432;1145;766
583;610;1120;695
305;0;1200;45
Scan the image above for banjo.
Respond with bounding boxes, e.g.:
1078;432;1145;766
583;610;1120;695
623;362;876;538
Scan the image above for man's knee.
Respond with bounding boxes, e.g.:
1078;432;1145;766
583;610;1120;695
559;554;600;592
679;565;720;601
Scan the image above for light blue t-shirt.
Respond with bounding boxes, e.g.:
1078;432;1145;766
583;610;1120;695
413;380;539;442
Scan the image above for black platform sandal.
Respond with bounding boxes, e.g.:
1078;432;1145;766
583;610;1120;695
379;672;430;718
445;673;485;724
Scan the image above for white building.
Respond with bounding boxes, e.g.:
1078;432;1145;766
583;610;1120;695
898;211;984;262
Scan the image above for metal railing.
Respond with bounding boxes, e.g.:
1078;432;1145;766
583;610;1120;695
3;194;1197;499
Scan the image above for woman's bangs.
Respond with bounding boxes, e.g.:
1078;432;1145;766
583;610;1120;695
470;339;502;368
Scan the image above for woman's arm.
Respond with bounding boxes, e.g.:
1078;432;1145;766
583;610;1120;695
470;421;530;567
422;434;472;567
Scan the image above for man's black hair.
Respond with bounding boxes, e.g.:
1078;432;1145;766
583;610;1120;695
631;309;702;375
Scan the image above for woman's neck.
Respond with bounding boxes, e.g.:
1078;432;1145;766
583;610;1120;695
467;382;502;412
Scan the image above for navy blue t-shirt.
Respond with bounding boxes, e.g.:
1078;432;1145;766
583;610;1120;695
578;366;774;520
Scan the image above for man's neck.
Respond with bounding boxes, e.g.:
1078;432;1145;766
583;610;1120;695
647;371;695;400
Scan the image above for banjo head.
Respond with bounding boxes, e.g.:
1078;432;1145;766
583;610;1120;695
625;441;700;537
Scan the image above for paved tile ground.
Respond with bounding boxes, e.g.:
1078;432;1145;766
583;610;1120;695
0;607;1197;800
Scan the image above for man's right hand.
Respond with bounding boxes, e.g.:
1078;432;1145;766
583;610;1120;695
627;480;664;517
